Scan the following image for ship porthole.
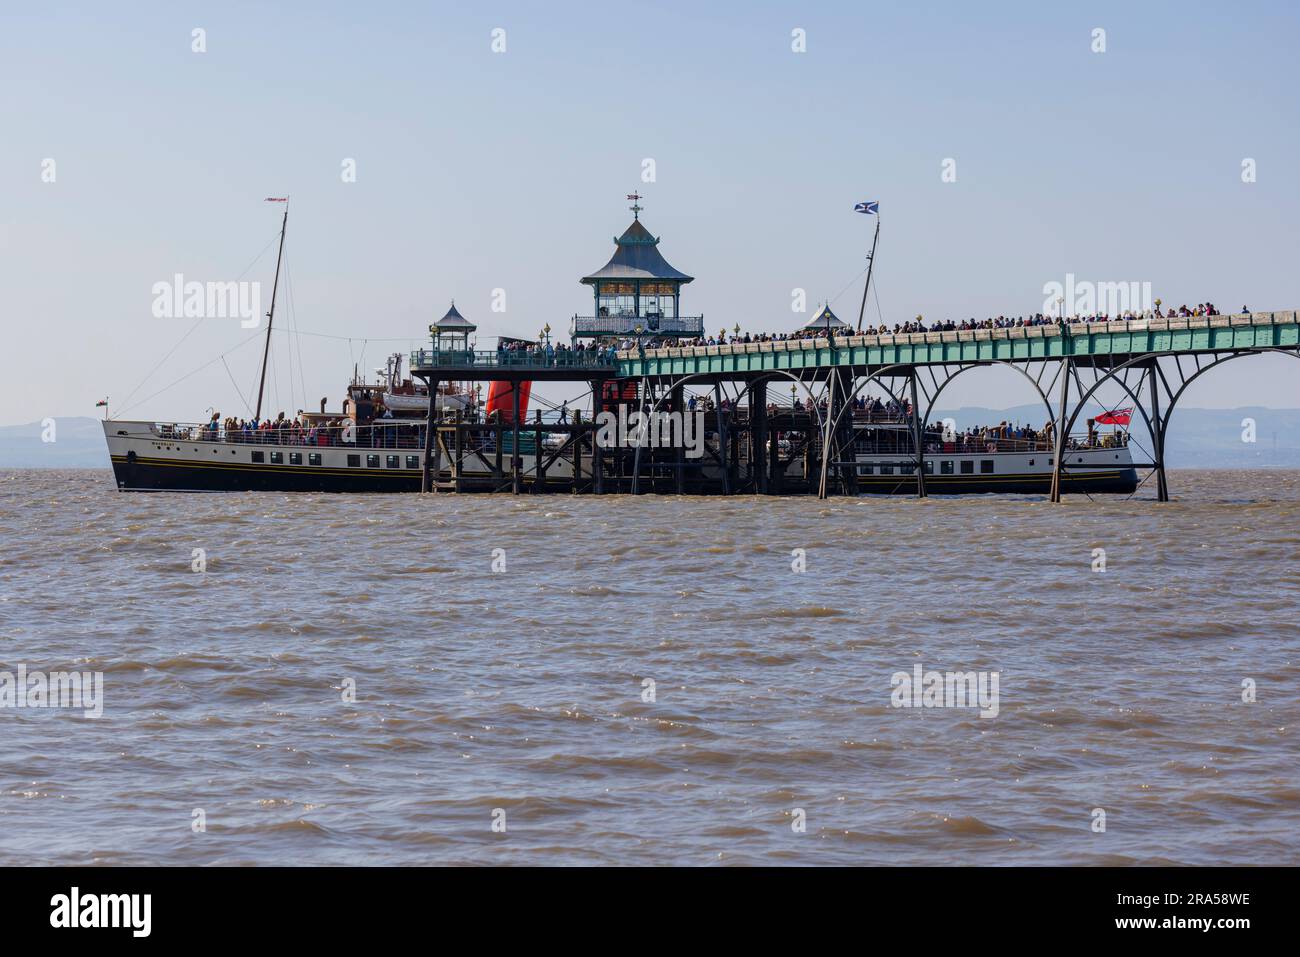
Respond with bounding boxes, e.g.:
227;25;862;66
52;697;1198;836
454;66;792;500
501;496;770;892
126;450;137;465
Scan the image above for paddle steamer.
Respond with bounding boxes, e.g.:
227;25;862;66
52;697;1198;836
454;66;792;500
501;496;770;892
103;199;1138;495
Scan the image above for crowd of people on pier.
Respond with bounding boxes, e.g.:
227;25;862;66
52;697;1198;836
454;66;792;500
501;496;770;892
495;339;618;364
641;301;1239;349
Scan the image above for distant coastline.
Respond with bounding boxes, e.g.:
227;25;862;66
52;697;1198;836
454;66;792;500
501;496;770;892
4;410;1297;470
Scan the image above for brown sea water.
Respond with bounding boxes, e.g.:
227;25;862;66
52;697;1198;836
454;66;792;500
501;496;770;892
0;468;1297;866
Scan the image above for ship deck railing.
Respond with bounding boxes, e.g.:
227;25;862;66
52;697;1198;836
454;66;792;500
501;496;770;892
619;311;1292;360
409;348;617;371
132;422;431;449
124;420;1127;458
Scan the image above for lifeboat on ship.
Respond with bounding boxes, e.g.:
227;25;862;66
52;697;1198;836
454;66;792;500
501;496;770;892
381;389;471;413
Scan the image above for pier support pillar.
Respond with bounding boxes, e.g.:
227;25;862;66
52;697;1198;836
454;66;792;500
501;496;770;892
714;383;731;496
591;379;605;494
1049;357;1072;503
751;380;768;494
835;369;856;496
768;422;781;494
571;412;582;493
421;377;438;493
908;370;927;498
511;379;521;495
494;417;504;487
672;382;685;495
817;375;838;499
452;411;464;493
631;377;649;495
730;418;741;493
534;409;546;493
1147;360;1170;502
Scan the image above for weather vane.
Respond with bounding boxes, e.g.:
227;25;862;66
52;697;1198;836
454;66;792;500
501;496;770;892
626;191;643;219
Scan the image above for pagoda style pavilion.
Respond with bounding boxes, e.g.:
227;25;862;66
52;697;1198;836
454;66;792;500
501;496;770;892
801;303;852;334
429;301;476;352
574;195;702;340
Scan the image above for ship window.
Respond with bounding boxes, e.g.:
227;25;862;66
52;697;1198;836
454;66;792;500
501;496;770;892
406;455;419;469
960;460;974;474
940;460;954;474
309;453;322;466
367;454;380;468
289;452;302;465
347;454;361;467
980;460;995;474
270;451;283;464
387;455;400;468
923;461;934;474
900;463;915;474
857;464;873;476
251;451;264;463
880;465;894;475
1028;458;1035;466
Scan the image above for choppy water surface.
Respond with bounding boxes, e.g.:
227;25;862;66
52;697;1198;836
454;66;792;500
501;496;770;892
0;468;1297;865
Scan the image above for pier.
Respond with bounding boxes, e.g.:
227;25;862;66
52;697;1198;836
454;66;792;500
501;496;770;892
410;311;1300;501
401;201;1299;502
101;203;1299;500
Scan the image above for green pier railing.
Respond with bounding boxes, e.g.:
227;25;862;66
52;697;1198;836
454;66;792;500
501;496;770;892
615;312;1299;378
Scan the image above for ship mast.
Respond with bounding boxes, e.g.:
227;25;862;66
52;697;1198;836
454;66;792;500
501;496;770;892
254;199;289;421
855;209;880;333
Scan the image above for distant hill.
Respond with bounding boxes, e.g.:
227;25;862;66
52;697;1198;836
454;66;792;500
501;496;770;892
1;411;1297;470
0;417;111;468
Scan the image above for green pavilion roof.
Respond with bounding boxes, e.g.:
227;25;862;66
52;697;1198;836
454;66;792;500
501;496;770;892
581;219;694;285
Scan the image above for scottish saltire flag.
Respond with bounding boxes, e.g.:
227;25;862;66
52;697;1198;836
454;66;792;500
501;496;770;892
854;201;879;214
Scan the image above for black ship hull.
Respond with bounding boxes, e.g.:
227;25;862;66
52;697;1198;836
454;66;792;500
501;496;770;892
109;454;1138;495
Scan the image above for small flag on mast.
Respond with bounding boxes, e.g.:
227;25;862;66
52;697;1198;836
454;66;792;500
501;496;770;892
95;399;108;407
1094;407;1132;426
264;197;288;202
854;201;879;215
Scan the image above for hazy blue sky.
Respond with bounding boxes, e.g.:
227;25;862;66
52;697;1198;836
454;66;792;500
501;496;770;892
4;0;1298;424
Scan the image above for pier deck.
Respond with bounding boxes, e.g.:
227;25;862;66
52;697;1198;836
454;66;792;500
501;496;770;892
408;312;1300;501
616;312;1299;378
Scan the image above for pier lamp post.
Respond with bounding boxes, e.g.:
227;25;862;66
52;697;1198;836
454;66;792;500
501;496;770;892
634;323;645;359
733;323;741;338
1155;297;1162;319
1056;296;1065;322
